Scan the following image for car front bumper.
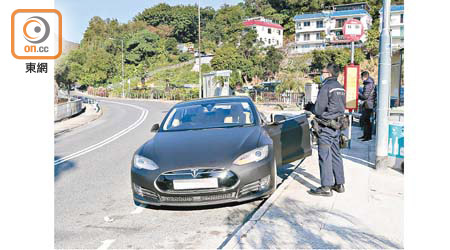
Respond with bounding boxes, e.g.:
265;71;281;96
130;156;275;207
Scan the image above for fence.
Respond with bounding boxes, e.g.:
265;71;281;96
54;99;83;122
86;86;304;105
255;92;304;105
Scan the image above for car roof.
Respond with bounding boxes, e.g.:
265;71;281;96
174;96;254;107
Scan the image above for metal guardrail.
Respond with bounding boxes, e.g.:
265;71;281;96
54;99;83;122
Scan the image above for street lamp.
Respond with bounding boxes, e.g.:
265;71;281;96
109;37;125;98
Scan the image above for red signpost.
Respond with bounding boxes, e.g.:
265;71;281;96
343;19;364;42
342;19;364;147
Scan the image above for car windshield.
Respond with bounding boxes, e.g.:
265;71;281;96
162;101;255;131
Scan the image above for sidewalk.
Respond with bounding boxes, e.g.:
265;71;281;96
54;103;103;135
223;128;404;249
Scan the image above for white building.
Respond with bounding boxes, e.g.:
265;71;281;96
380;5;404;51
243;17;284;48
292;8;372;53
293;12;329;54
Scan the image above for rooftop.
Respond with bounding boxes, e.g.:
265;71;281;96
294;9;370;21
243;20;284;29
380;5;404;13
330;9;369;17
294;12;328;21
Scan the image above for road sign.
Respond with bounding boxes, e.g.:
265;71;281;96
344;64;360;110
343;19;364;42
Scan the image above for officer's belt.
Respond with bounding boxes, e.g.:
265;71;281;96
314;117;342;130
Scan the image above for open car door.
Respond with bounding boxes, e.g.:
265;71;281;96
264;113;312;167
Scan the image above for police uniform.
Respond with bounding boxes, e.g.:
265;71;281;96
313;77;346;188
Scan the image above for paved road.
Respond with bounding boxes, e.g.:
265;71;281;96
54;98;298;249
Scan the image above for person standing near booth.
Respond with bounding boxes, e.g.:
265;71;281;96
358;71;376;141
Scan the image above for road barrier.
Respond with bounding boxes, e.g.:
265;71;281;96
54;99;83;122
255;92;304;105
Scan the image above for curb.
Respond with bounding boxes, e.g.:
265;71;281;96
54;105;103;135
219;159;304;249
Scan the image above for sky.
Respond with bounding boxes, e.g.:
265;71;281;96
56;0;244;43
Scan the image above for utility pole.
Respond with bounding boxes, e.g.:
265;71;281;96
121;39;125;98
110;37;125;98
198;0;202;98
376;0;392;169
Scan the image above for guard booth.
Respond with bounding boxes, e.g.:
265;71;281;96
202;70;232;98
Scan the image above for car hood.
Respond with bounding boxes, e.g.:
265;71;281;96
140;126;262;170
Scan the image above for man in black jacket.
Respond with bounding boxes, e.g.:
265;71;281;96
358;71;376;141
308;63;346;197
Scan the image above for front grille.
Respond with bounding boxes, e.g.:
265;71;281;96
155;168;239;194
160;192;235;203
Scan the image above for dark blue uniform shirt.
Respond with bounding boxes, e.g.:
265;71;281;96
314;77;346;120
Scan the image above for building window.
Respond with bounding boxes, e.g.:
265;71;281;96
276;40;279;45
336;19;346;28
316;20;323;28
400;14;404;23
260;38;263;42
354;17;361;21
278;30;281;35
304;21;310;27
268;28;272;34
304;33;310;41
296;22;301;29
316;33;323;40
268;39;271;44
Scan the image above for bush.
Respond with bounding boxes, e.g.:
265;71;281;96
311;48;365;72
178;52;193;62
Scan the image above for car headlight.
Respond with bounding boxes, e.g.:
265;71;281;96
133;155;159;170
233;145;269;165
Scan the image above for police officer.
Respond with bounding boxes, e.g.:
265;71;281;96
308;63;346;197
358;71;376;141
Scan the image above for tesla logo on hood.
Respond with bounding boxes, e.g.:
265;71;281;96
191;169;199;178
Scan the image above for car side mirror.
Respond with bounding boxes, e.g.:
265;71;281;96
273;114;286;125
151;123;160;133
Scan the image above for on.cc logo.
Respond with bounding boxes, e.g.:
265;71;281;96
11;9;62;60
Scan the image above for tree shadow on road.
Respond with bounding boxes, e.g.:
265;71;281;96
54;156;77;181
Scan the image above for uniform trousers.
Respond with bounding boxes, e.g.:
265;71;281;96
317;126;345;187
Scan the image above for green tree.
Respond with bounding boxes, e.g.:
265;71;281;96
310;48;364;72
203;5;246;45
79;48;115;86
263;46;284;79
364;19;380;58
125;29;161;65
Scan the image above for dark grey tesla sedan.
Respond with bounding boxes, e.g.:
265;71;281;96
131;96;311;206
